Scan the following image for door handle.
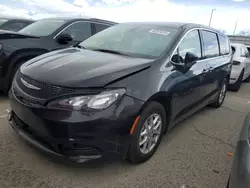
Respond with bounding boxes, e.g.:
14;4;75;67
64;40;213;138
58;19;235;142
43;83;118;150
202;68;209;73
209;66;214;71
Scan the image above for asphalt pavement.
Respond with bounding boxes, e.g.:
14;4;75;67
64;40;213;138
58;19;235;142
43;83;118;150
1;83;250;188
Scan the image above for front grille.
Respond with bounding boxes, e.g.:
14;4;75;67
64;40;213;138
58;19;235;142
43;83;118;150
12;83;46;106
14;71;102;100
15;71;77;99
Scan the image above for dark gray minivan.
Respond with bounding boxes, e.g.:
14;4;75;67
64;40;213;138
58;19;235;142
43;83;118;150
9;22;232;164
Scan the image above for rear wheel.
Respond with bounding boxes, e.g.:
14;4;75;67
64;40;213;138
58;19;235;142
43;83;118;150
229;69;244;92
210;78;227;108
127;101;166;164
244;73;250;82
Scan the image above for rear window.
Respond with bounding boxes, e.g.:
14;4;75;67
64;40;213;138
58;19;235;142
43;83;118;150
218;34;230;55
201;30;219;58
247;47;250;54
231;46;236;55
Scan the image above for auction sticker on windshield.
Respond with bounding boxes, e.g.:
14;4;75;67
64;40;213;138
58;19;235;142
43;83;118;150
149;29;170;36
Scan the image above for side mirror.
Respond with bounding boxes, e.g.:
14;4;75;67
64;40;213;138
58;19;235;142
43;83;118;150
56;33;73;44
171;52;198;73
184;52;199;68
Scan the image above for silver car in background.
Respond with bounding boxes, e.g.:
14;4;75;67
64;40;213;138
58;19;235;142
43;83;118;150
229;43;250;91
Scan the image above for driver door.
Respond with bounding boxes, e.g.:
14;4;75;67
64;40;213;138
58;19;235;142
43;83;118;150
171;29;210;120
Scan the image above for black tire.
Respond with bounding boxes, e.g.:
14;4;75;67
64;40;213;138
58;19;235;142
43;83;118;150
229;70;244;92
244;73;250;82
127;101;166;164
6;63;23;93
210;78;228;108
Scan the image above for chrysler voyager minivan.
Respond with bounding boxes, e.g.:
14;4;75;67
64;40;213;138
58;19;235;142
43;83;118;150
8;22;232;164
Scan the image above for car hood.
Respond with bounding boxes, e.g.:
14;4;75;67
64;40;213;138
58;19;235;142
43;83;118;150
0;29;39;40
21;48;153;88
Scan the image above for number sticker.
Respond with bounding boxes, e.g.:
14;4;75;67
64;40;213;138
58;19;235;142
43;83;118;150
149;29;170;36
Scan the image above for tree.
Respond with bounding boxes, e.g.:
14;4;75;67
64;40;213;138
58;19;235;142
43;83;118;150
237;30;250;36
217;29;226;34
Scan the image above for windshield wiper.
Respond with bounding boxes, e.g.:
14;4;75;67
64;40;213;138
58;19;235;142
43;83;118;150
75;44;85;49
91;48;131;57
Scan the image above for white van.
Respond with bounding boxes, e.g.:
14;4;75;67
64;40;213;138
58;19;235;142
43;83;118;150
229;43;250;91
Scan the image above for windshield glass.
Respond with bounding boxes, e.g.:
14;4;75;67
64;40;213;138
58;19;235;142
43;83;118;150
0;19;8;26
18;19;67;36
79;24;179;59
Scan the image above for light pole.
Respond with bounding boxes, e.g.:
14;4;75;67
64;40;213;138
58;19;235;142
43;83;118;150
209;9;216;26
233;18;238;35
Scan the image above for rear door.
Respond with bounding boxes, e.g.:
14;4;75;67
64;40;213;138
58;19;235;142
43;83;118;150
200;30;226;96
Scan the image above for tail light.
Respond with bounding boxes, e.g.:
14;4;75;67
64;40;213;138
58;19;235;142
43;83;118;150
232;61;241;65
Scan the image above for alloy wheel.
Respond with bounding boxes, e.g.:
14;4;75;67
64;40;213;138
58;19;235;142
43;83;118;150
139;113;162;155
219;82;226;104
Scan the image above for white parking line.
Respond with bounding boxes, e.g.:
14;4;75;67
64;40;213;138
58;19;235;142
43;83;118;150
0;115;7;118
0;109;10;119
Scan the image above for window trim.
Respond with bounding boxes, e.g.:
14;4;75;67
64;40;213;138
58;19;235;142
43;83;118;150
169;27;230;64
53;21;92;40
200;29;220;59
217;33;230;56
53;21;112;39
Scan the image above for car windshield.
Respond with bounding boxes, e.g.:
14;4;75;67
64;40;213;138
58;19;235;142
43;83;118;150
0;19;8;26
18;19;67;36
79;24;179;59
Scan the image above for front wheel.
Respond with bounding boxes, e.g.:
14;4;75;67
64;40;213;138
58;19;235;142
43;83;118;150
210;78;228;108
127;101;166;164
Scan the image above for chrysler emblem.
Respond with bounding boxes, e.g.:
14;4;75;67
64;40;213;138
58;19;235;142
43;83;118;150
20;78;41;90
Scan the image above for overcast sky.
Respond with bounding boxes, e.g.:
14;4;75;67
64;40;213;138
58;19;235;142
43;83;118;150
1;0;250;34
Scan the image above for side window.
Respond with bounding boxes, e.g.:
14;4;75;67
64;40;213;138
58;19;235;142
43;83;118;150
247;47;250;54
241;47;249;57
218;34;230;55
202;30;219;58
172;30;201;63
60;22;92;42
94;23;110;34
231;46;236;55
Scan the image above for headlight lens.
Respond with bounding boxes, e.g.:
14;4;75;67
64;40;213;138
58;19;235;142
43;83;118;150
47;88;126;110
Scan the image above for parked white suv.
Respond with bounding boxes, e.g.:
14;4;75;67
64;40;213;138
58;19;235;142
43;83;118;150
229;43;250;91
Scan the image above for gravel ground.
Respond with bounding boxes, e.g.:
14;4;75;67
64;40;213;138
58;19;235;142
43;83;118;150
1;83;250;188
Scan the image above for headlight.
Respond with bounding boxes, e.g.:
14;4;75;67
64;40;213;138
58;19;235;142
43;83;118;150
47;88;126;111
